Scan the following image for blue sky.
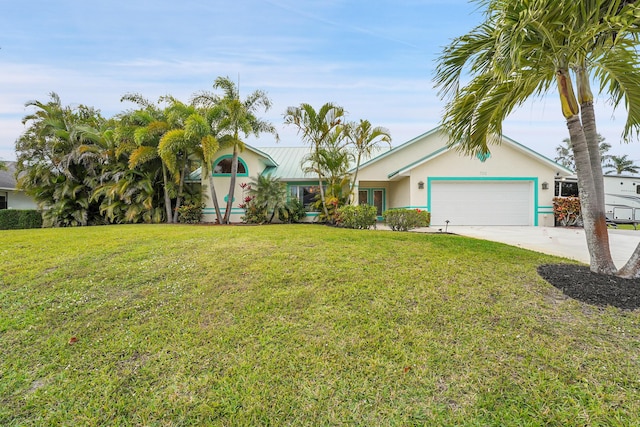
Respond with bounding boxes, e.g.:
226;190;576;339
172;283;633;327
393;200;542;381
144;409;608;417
1;0;637;163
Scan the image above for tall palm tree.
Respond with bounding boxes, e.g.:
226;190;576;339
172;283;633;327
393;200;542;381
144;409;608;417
604;154;640;175
198;76;278;224
119;93;175;222
344;119;391;200
158;96;221;223
284;102;346;220
434;0;640;278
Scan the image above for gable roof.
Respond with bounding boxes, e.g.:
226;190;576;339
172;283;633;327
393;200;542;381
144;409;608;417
0;162;18;190
359;126;573;180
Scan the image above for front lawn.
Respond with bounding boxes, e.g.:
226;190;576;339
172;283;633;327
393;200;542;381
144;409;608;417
2;224;639;425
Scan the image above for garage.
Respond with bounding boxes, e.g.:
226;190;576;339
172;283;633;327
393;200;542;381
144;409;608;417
429;180;534;226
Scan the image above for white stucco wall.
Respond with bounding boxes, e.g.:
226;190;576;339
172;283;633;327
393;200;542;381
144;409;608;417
408;143;560;226
4;190;38;210
201;148;269;223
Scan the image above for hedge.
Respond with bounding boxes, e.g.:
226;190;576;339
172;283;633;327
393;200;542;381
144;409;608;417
0;209;43;230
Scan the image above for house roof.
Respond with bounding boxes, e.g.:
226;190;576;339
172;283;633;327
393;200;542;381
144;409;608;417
0;162;17;190
259;147;314;180
358;126;573;180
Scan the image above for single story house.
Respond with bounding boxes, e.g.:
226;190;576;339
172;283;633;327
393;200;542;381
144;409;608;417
199;127;573;226
0;162;38;210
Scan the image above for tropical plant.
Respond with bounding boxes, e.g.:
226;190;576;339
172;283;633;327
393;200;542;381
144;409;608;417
196;76;278;224
554;135;611;171
176;203;205;224
434;0;640;278
118;93;175;223
344;119;391;200
553;197;583;227
284;103;346;221
15;92;107;226
246;174;287;223
604;154;640;175
277;197;307;223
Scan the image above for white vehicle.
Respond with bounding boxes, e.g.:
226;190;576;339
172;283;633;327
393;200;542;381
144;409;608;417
604;175;640;227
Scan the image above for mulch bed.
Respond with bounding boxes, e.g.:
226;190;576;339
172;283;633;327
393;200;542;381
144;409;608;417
538;264;640;310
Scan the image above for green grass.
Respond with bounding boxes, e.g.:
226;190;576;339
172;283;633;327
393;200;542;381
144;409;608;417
2;224;640;426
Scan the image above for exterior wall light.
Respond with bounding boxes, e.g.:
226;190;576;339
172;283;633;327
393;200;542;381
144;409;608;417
418;181;424;189
541;182;549;190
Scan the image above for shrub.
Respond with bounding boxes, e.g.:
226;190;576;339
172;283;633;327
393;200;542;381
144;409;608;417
176;204;204;224
278;198;307;223
553;197;582;226
241;198;269;224
383;208;430;231
0;209;43;230
335;204;377;229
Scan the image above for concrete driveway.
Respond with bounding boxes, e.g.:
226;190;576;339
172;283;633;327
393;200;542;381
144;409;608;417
416;225;639;267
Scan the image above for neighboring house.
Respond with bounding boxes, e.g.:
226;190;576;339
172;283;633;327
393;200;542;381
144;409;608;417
0;162;38;210
199;127;573;226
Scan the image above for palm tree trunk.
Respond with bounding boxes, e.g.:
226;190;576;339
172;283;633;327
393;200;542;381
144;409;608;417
173;160;188;223
348;153;362;204
316;171;330;220
617;244;640;279
576;65;606;210
208;175;223;224
223;144;239;224
567;115;617;275
161;164;173;223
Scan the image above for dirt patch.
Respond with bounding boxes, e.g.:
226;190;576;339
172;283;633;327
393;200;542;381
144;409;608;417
538;264;640;310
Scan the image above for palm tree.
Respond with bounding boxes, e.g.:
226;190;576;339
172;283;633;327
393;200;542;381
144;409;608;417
554;135;611;171
197;76;278;224
158;96;221;223
16;93;106;226
247;173;287;223
119;93;175;223
344;119;391;201
284;103;346;220
604;155;640;175
434;0;640;278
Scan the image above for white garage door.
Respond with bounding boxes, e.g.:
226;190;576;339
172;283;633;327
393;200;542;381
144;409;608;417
430;181;533;226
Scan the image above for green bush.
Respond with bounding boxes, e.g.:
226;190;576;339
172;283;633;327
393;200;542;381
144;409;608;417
0;210;43;230
176;204;204;224
241;199;269;224
383;208;430;231
336;204;377;229
278;198;307;223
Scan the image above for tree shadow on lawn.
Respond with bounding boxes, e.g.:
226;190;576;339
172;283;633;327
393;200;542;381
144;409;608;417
538;264;640;311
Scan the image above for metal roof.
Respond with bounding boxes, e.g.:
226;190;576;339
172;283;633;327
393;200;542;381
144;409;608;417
258;147;315;180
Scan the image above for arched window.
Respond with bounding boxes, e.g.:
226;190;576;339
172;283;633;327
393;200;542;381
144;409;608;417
212;156;248;176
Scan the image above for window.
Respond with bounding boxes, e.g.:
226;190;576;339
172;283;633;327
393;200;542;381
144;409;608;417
555;180;578;197
637;185;640;195
0;194;6;210
213;156;247;176
290;185;322;210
